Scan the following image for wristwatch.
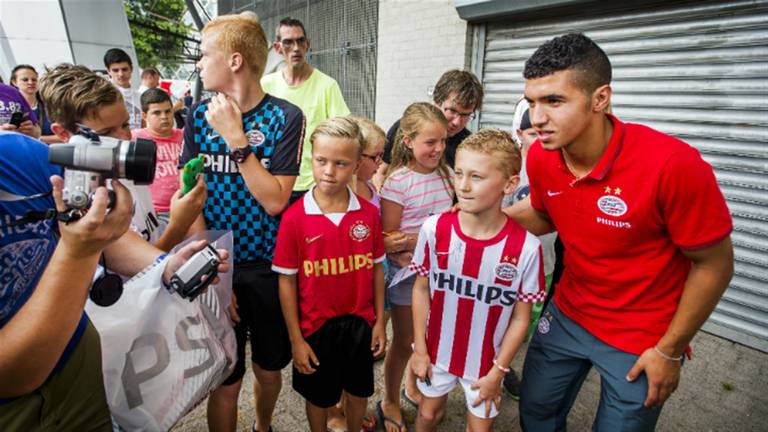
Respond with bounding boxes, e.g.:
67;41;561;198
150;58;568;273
231;145;252;163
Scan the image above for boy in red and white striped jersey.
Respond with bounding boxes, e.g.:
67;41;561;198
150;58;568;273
410;129;545;431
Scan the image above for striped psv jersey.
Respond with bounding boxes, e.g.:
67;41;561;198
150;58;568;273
409;212;545;381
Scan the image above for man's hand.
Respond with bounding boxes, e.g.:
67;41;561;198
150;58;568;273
161;239;231;287
626;347;681;408
51;175;132;259
205;94;246;148
169;175;207;229
371;321;387;358
471;368;504;418
292;339;319;375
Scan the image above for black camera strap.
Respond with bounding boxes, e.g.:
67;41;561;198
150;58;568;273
0;187;84;226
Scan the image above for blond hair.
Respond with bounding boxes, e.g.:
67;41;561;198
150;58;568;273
202;12;268;78
386;102;453;194
350;116;385;153
39;63;122;132
457;128;521;178
310;116;363;156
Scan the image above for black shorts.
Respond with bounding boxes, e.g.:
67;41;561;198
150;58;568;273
221;261;292;386
292;315;374;408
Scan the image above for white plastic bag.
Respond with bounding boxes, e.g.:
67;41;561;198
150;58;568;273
86;232;235;431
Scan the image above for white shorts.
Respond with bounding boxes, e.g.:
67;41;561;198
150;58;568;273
416;364;501;419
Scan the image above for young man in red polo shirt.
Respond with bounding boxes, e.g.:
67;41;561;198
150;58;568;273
272;117;386;432
507;33;734;431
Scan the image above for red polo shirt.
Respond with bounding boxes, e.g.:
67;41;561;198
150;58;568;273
528;114;732;355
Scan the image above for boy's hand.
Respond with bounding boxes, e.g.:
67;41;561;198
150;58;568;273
169;175;207;229
51;175;132;259
470;368;504;418
371;321;387;358
228;290;240;324
205;94;246;148
410;350;432;384
293;339;319;375
383;231;408;253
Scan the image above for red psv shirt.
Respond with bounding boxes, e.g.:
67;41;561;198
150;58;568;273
527;114;732;355
272;188;386;337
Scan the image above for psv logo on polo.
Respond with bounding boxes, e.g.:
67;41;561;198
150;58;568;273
597;195;628;217
349;221;371;242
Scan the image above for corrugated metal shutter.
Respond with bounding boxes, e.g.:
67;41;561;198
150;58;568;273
477;0;768;352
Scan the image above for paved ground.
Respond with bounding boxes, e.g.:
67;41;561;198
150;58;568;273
174;329;768;431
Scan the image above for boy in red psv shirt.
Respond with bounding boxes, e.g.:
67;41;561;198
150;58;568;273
272;117;386;432
410;129;545;432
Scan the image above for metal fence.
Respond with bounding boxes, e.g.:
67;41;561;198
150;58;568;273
218;0;378;119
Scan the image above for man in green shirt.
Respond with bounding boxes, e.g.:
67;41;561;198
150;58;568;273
262;17;351;199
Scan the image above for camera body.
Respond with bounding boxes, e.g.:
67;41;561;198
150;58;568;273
170;244;220;301
48;128;156;215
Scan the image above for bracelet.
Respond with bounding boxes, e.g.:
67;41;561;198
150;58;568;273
654;346;683;362
492;359;510;373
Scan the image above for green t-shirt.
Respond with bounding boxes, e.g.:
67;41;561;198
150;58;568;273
261;69;351;191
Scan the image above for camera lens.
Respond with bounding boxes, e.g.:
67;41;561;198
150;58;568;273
126;138;157;184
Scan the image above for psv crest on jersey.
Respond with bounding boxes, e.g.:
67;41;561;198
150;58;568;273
349;220;371;242
494;261;518;281
245;129;266;147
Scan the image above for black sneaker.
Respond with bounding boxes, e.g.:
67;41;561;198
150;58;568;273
503;369;521;401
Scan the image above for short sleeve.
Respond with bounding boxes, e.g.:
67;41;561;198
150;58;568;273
516;235;546;303
179;101;204;168
658;148;732;250
270;105;305;176
527;142;545;213
371;209;386;263
325;81;351;118
379;171;406;206
271;210;300;275
382;121;399;164
408;219;433;277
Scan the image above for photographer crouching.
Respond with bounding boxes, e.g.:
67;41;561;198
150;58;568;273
0;64;229;430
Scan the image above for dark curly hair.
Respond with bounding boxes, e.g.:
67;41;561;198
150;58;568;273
523;33;611;93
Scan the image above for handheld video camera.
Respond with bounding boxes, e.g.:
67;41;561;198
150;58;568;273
170;244;221;301
48;126;156;221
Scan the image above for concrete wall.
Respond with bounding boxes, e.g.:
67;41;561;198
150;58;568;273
375;0;470;129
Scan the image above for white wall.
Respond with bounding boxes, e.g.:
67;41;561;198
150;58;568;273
375;0;470;129
0;0;139;88
0;0;73;80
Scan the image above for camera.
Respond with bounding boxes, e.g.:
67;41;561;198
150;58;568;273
170;244;221;301
48;127;156;218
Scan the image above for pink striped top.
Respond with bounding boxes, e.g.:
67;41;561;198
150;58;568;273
380;166;453;234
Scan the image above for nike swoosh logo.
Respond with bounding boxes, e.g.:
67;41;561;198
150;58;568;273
305;234;323;244
547;191;563;197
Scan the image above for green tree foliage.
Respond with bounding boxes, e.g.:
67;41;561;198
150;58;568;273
124;0;195;69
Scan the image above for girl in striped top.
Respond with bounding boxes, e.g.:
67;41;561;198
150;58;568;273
378;102;454;431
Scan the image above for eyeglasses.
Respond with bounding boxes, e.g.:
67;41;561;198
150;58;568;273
362;153;383;163
280;37;308;49
443;106;476;120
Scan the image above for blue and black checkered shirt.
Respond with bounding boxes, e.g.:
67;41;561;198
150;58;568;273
181;94;305;264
